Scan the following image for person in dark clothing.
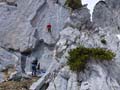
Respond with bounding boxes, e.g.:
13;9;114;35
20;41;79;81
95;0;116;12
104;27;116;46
31;58;38;76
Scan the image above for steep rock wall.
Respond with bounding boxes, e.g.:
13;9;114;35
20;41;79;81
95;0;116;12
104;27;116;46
0;0;120;90
30;0;120;90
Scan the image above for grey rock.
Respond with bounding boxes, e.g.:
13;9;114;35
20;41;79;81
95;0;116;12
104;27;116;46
93;0;120;29
47;74;68;90
44;17;120;90
55;27;80;60
8;71;22;81
59;66;70;80
1;0;120;90
9;71;31;81
0;4;37;52
0;47;18;70
106;0;120;9
35;3;69;45
30;60;61;90
46;66;70;90
0;47;19;81
80;61;120;90
65;7;91;30
92;1;116;28
67;73;79;90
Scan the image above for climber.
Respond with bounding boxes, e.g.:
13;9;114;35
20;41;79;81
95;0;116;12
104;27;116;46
31;58;38;76
47;23;52;32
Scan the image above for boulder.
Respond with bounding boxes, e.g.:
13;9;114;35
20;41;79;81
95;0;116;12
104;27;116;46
8;71;22;81
9;71;31;81
0;47;18;71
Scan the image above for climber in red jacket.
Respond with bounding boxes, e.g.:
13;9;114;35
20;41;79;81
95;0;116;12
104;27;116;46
47;23;52;32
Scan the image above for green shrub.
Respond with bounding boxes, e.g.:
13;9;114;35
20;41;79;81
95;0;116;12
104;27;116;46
67;46;115;72
65;0;82;10
101;39;107;45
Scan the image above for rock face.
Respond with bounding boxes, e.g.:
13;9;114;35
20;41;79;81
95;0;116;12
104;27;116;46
65;7;91;29
0;0;120;90
93;1;115;28
0;3;37;52
43;25;120;90
93;0;120;29
0;0;69;81
0;47;18;82
29;0;120;89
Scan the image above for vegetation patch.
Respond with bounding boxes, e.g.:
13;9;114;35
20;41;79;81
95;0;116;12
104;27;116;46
65;0;82;10
67;46;115;72
101;39;107;45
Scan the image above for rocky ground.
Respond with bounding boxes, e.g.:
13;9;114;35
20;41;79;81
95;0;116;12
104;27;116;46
0;77;38;90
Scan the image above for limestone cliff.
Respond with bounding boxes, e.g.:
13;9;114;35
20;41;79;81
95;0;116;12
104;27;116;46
0;0;120;90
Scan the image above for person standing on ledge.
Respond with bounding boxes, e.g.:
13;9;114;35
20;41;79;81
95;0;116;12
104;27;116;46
31;58;38;76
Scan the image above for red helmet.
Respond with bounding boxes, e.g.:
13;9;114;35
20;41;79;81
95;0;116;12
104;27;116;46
47;24;51;29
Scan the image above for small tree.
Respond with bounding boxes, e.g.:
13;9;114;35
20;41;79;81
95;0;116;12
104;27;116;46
67;46;115;72
65;0;82;10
